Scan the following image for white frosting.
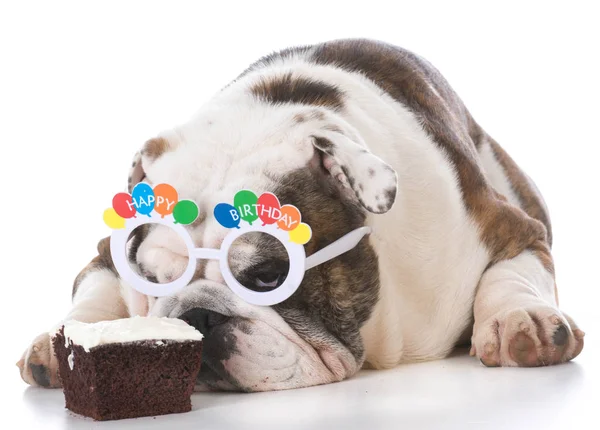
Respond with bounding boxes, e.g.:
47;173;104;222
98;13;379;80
67;351;74;370
59;316;203;352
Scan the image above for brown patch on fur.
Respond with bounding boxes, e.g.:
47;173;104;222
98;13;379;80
250;73;344;110
272;169;379;361
486;137;553;246
142;137;171;162
293;113;306;123
294;110;326;124
303;39;550;269
72;237;117;298
309;110;326;121
323;124;344;134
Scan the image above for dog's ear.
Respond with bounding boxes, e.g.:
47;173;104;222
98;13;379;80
310;127;398;214
127;135;181;192
128;151;146;193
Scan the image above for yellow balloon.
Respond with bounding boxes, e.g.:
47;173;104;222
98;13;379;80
289;223;312;245
103;208;125;229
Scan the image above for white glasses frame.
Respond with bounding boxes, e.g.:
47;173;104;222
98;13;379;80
110;215;371;306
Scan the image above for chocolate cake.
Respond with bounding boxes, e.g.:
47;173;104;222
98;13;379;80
52;316;203;421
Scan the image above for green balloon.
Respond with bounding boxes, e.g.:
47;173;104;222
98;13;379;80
233;190;258;225
173;200;199;225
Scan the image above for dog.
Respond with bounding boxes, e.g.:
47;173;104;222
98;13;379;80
18;39;584;392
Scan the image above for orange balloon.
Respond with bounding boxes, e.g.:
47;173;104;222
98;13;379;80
277;205;301;231
153;183;179;218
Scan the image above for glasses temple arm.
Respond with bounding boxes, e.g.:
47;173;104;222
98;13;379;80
305;226;372;271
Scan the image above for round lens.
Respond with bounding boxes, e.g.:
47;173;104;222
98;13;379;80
109;214;198;297
126;224;191;284
226;231;290;293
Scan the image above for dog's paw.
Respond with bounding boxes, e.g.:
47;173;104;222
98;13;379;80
471;306;585;367
17;332;61;388
137;246;189;284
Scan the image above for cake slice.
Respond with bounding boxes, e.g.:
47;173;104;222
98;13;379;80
52;316;203;421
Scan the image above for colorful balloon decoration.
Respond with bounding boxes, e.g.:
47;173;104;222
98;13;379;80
173;200;199;225
153;183;178;218
103;208;125;229
214;203;241;229
234;190;259;225
131;183;155;216
214;190;312;245
105;185;313;247
257;192;281;225
289;222;312;245
112;192;137;219
277;205;301;231
104;184;199;231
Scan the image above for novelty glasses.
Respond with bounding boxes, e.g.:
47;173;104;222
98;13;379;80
105;187;372;306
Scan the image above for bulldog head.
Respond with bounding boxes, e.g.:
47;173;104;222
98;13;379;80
131;77;397;391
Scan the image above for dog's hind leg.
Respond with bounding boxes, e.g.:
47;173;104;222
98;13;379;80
471;249;584;367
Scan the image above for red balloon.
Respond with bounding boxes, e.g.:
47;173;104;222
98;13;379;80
112;192;137;219
257;192;281;225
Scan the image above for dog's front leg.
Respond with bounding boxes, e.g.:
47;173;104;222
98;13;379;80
17;238;129;387
471;246;584;367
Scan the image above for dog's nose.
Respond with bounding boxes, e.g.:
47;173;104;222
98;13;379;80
178;308;230;335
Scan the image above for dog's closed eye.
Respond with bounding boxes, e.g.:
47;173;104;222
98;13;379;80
254;272;286;290
236;260;290;292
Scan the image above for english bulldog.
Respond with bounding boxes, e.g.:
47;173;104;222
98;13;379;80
18;39;584;392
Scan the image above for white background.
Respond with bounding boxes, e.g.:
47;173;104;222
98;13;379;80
1;1;598;429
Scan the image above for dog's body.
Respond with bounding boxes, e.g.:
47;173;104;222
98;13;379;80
19;39;584;391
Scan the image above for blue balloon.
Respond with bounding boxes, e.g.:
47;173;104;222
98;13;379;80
132;183;155;216
214;203;241;229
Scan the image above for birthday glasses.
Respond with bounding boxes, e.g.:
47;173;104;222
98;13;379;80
110;215;371;306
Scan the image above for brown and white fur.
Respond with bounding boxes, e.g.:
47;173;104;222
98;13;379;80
18;39;584;391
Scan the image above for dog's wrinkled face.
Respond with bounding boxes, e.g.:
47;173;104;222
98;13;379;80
133;99;397;391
